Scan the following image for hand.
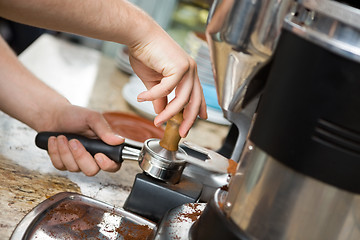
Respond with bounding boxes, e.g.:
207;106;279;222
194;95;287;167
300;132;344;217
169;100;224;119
41;104;124;176
0;0;207;138
0;35;122;176
128;30;208;138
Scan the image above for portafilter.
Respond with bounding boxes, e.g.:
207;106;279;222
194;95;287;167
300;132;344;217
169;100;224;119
35;112;187;184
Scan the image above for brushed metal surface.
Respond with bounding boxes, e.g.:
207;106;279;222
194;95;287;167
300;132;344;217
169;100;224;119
138;139;186;184
224;142;360;240
11;192;156;240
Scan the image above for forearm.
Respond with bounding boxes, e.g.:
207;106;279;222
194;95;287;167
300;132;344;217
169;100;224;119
0;0;162;47
0;0;206;136
0;36;70;131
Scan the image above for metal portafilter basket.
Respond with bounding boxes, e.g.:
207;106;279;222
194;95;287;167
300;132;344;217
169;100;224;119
138;112;187;184
35;112;187;184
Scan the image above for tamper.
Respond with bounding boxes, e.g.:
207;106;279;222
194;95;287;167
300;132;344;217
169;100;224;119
138;112;187;184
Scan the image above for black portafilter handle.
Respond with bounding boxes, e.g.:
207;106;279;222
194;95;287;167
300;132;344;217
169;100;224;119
35;132;125;163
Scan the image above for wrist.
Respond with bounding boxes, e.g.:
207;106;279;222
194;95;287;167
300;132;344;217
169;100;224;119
116;1;166;47
32;98;71;132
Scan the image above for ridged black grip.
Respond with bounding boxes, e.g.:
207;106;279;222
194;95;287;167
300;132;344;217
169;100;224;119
35;132;125;163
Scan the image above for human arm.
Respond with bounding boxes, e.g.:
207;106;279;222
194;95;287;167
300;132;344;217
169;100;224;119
0;36;124;176
0;0;208;137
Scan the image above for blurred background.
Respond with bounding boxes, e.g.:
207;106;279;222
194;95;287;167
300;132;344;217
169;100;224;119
0;0;228;125
0;0;212;54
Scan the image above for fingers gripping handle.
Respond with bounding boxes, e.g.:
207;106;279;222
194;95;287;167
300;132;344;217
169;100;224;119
159;111;183;151
35;132;125;163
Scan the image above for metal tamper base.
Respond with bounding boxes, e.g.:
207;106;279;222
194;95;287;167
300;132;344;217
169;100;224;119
138;112;187;184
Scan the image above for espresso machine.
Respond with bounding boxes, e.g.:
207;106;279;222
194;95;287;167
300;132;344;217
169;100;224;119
11;0;360;239
153;0;360;239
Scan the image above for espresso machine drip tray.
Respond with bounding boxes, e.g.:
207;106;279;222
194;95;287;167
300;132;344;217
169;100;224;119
11;192;156;240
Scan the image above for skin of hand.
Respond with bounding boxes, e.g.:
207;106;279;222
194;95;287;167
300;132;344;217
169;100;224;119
128;29;208;137
0;0;208;175
0;0;208;137
0;36;123;176
45;105;125;176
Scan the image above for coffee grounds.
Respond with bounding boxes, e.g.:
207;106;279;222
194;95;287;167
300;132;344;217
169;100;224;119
115;221;153;240
227;159;237;175
37;202;153;240
42;201;87;226
174;203;202;223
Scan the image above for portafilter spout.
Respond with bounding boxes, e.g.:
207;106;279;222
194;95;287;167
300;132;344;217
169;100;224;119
138;112;187;184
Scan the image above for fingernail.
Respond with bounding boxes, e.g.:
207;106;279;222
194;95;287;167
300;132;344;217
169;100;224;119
48;136;56;145
69;139;78;150
181;129;189;138
115;134;125;140
95;154;103;163
137;97;145;102
154;120;163;127
184;130;189;138
58;135;67;144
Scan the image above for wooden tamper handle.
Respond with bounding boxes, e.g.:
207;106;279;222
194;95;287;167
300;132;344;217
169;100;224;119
159;111;183;152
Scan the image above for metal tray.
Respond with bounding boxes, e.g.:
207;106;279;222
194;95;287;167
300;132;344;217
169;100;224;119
11;192;156;240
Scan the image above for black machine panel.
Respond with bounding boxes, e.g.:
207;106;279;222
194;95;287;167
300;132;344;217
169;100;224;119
250;29;360;193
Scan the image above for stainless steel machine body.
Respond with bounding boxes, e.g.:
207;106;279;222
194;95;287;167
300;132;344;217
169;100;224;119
207;0;292;113
225;143;360;239
206;0;292;162
201;0;360;239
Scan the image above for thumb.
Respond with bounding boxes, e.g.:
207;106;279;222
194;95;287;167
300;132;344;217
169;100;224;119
89;114;125;146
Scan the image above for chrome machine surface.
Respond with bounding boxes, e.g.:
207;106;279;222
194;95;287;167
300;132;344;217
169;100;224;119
11;192;156;240
206;0;292;162
219;0;360;239
225;142;360;240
